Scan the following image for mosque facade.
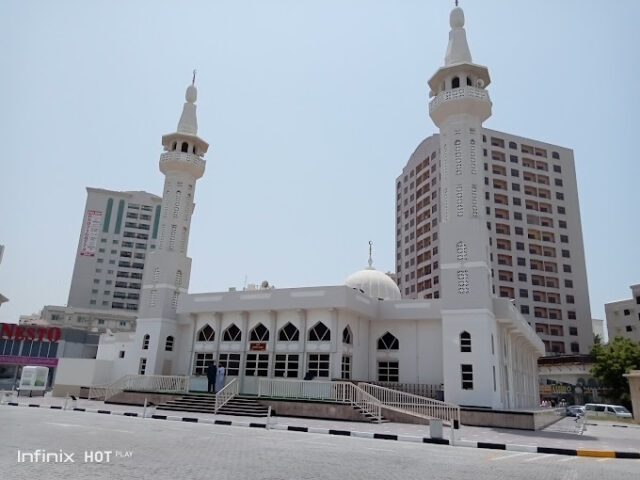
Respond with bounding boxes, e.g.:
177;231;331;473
87;5;544;410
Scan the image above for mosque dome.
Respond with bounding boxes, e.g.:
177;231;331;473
344;243;401;301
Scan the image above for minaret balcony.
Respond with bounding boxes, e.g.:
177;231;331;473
159;151;206;178
429;86;491;124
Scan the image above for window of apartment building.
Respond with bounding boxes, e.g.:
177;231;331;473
515;226;523;235
341;355;352;380
513;211;522;221
559;220;567;229
557;206;566;214
516;242;524;251
274;354;299;378
245;353;269;377
561;249;570;258
511;169;519;177
461;364;473;390
623;309;631;316
90;300;96;305
101;239;107;243
556;192;565;201
566;295;575;304
99;248;105;253
517;257;526;266
560;235;569;243
563;264;572;273
571;343;580;353
518;273;527;282
460;331;471;352
93;279;100;284
553;165;561;172
568;311;576;320
519;289;528;298
569;327;578;336
554;179;563;187
378;361;399;382
564;279;573;288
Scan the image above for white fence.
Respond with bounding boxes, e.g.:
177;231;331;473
366;382;442;400
358;382;460;424
257;379;382;422
92;375;189;402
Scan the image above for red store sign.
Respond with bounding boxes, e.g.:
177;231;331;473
0;323;62;343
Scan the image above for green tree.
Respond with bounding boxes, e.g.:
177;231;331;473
590;337;640;409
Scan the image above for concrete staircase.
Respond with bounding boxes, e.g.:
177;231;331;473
156;394;269;417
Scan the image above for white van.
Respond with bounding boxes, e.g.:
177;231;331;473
584;403;633;419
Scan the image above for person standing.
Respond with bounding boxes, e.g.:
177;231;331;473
215;365;225;393
207;362;217;394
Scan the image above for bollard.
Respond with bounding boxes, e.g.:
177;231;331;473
143;398;148;418
266;406;272;430
430;419;443;439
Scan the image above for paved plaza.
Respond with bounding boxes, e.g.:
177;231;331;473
1;406;639;480
1;394;640;479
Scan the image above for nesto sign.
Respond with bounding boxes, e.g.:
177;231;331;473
0;323;62;343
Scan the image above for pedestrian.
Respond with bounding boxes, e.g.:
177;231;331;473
215;364;225;393
207;362;217;394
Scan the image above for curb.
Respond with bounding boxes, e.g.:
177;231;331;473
2;402;639;459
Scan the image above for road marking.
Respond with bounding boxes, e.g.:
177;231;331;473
596;458;610;463
524;454;553;462
558;456;577;462
491;452;531;461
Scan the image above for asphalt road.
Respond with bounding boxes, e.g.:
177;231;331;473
1;407;638;480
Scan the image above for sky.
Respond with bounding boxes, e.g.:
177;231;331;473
0;1;638;327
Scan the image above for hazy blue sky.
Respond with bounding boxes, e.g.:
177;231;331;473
1;1;638;326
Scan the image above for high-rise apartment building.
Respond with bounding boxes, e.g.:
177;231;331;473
396;107;592;356
67;188;162;312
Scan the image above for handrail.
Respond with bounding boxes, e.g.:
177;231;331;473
88;384;109;400
99;374;189;402
214;378;238;413
257;379;383;423
358;382;460;425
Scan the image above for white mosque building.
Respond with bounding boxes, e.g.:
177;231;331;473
76;5;544;410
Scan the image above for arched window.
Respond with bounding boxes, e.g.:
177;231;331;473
250;323;269;341
377;332;399;350
452;76;460;89
165;335;174;352
223;323;242;342
175;270;183;287
466;76;472;86
192;145;196;154
308;322;330;341
142;334;150;350
460;331;471;352
342;326;352;345
171;291;179;310
171;141;177;151
181;142;188;153
278;323;299;341
197;324;215;342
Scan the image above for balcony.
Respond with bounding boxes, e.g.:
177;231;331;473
159;151;206;177
429;86;490;112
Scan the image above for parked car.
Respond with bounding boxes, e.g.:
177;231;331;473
565;405;585;417
584;403;633;419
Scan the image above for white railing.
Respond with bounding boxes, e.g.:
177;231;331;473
367;382;442;400
257;379;382;423
214;378;238;413
88;384;109;400
100;374;189;402
358;382;460;425
429;85;489;112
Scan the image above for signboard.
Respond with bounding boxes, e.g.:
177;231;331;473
250;343;267;351
0;356;58;367
0;323;62;343
80;209;102;256
539;384;573;395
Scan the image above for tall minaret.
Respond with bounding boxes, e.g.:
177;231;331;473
134;76;209;376
428;5;492;310
430;6;502;408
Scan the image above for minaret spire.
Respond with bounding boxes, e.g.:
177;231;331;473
445;5;472;65
177;75;199;135
368;241;373;269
